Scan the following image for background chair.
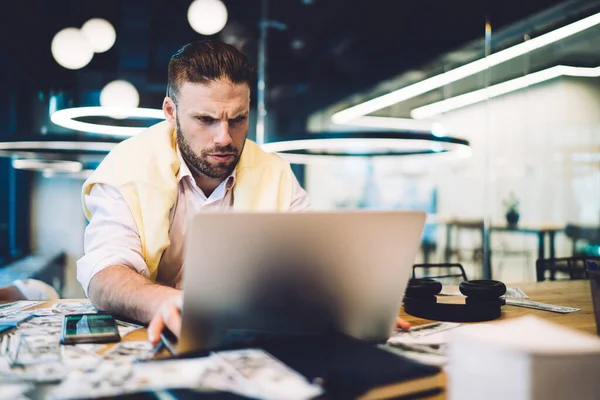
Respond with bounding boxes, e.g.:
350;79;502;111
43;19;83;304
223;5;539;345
565;224;600;257
412;263;469;284
536;256;600;282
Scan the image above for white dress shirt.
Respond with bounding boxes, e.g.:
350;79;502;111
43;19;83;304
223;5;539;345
77;151;310;295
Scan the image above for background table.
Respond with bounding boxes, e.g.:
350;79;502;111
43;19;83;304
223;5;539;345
442;218;564;280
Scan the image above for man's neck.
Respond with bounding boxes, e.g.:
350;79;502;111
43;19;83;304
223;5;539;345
193;173;223;198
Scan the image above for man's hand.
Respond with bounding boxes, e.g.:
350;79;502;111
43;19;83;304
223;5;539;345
147;291;183;346
396;316;411;331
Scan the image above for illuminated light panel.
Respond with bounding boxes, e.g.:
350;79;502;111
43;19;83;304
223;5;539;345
411;65;600;119
331;12;600;124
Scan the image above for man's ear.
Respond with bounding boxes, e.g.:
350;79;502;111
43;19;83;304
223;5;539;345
162;97;177;128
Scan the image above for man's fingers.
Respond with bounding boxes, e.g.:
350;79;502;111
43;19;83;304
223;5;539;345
147;312;165;346
162;304;182;339
396;317;411;330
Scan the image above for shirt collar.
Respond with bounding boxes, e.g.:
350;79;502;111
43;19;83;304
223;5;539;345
176;147;236;190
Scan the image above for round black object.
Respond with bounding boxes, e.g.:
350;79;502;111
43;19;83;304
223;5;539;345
405;278;443;298
403;297;503;322
459;280;506;301
465;296;506;306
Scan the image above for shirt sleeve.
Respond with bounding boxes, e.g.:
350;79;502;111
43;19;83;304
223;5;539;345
76;183;150;296
289;172;311;211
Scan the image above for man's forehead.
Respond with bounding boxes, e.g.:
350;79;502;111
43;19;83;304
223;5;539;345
178;79;250;97
177;80;249;110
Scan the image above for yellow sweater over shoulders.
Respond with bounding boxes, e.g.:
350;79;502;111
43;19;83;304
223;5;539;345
81;120;294;280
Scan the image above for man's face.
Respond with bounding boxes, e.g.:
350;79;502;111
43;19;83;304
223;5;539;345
169;79;250;180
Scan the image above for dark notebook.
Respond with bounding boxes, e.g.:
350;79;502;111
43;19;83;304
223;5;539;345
182;332;443;399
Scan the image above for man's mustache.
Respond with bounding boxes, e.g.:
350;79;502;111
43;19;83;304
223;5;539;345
206;145;238;154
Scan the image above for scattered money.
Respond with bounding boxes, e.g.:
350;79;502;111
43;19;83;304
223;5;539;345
213;349;324;400
116;320;144;329
103;341;155;362
380;343;447;367
391;321;462;339
503;287;529;299
17;315;63;337
61;345;102;369
52;358;200;399
0;332;19;358
52;302;97;315
11;335;61;366
0;382;33;400
53;349;323;400
0;312;33;325
32;308;61;317
504;299;580;313
0;301;45;316
388;322;463;347
4;361;68;383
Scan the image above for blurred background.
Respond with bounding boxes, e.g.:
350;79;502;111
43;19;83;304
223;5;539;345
0;0;598;298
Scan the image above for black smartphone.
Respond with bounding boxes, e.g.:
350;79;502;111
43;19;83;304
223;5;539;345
160;327;178;355
60;313;121;345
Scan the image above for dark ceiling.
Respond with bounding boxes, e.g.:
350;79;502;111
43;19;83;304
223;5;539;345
0;0;571;138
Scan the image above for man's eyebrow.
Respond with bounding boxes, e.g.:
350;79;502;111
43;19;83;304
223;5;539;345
190;111;218;118
189;110;249;119
230;112;249;119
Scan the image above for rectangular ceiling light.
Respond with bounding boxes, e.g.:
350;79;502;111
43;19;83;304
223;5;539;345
335;116;441;132
331;12;600;124
410;65;600;119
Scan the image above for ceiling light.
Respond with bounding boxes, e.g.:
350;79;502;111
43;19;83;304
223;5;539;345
100;80;140;119
188;0;228;35
411;65;600;119
12;158;83;174
81;18;116;53
331;12;600;124
334;116;446;132
260;132;471;165
50;106;165;136
51;28;94;70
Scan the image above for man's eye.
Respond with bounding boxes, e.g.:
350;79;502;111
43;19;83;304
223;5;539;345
198;116;216;124
230;116;247;124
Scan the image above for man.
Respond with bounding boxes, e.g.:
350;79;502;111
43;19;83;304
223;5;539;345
78;40;409;346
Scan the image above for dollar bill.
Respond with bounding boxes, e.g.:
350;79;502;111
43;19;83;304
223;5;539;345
504;298;580;313
0;301;44;316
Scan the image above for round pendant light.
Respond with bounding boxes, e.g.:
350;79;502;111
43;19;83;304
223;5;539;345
187;0;228;35
260;131;471;165
51;28;94;70
81;18;116;53
50;107;164;136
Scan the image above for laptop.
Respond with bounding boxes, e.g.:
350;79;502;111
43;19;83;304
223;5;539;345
177;211;426;354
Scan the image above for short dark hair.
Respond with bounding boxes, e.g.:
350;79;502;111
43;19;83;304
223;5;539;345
167;40;255;103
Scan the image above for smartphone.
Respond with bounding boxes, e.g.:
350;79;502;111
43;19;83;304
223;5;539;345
60;313;121;345
160;327;178;355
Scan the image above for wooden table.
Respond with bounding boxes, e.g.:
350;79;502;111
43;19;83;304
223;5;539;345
16;280;599;399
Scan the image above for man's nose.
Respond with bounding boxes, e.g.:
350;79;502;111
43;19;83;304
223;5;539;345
214;121;233;147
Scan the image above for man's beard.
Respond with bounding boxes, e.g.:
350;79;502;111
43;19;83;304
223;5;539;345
176;117;243;180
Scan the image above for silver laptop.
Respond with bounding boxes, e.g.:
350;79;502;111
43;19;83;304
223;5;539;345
178;211;426;354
